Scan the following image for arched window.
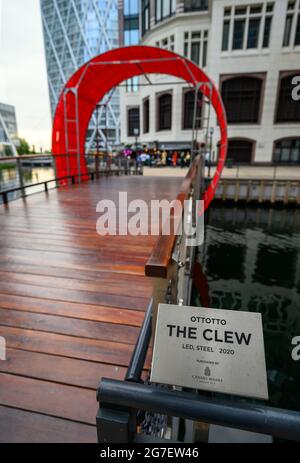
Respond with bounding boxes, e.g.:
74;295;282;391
274;139;300;164
127;107;140;137
183;90;202;129
227;139;254;164
221;76;263;123
158;93;172;131
276;73;300;123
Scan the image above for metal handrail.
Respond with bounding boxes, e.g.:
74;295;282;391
98;379;300;442
0;160;142;205
0;153;119;162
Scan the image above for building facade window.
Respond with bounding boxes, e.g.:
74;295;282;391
183;90;202;129
274;138;300;164
124;1;139;93
276;72;300;123
124;0;138;15
184;30;208;68
157;93;172;130
247;18;261;49
227;139;254;164
282;0;300;47
222;20;230;51
155;0;176;23
222;2;274;52
156;35;175;51
143;98;150;133
126;78;139;92
221;76;263;124
141;0;150;36
128;107;140;136
184;0;208;12
232;18;246;49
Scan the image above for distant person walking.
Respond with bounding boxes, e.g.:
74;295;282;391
172;151;178;167
180;151;185;168
185;151;191;167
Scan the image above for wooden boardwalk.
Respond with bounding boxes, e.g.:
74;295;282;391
0;175;181;443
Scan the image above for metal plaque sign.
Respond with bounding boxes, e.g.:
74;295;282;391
151;304;268;400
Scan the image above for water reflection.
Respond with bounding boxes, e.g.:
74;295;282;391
193;206;300;411
0;166;55;202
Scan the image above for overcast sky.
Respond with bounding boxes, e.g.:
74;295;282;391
0;0;52;150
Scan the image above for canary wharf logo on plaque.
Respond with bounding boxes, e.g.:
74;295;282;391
151;304;269;400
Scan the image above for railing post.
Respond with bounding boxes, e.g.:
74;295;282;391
16;157;25;197
52;155;59;188
95;154;100;179
96;403;136;443
2;192;8;205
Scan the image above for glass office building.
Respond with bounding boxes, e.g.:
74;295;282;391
40;0;121;150
0;103;19;155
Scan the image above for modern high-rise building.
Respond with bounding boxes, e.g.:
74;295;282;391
40;0;121;151
121;0;300;165
0;102;19;156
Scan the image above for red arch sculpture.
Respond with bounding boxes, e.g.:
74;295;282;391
52;45;227;210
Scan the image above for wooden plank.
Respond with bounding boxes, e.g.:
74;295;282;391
0;348;126;389
0;247;147;274
0;406;96;443
0;281;149;311
0;293;144;327
0;270;152;299
0;325;138;366
0;259;147;281
0;373;96;424
0;176;181;442
0;308;140;344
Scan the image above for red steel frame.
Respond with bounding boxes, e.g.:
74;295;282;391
52;45;227;210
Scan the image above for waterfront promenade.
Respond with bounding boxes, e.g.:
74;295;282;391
144;165;300;180
0;175;181;442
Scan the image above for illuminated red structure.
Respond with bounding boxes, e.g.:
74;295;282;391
52;46;227;210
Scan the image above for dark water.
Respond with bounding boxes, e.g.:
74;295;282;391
193;206;300;412
0;166;55;202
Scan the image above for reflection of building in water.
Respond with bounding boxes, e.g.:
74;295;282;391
196;206;300;410
198;206;300;337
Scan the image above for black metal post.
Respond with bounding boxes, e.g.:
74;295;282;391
2;192;8;205
96;405;135;444
125;299;152;383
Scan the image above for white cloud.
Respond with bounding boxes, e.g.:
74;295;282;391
0;0;52;150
